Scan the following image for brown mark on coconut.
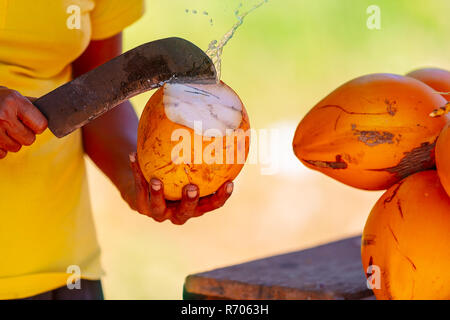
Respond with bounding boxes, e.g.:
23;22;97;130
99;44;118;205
397;199;404;219
388;225;399;245
405;256;417;271
303;154;348;169
154;161;173;172
351;124;395;146
396;247;418;272
333;113;342;131
383;181;404;206
164;166;177;174
318;104;394;116
385;99;397;116
389;224;418;272
362;234;376;246
368;141;436;179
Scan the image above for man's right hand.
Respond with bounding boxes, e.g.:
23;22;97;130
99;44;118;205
0;86;48;159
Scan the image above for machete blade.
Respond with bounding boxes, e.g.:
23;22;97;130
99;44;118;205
34;37;217;138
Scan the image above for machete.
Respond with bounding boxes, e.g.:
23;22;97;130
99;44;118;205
33;37;217;138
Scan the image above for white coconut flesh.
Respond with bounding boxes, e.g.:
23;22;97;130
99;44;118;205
163;83;243;137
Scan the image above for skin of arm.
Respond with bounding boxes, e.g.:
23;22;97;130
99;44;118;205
73;33;139;207
73;33;234;224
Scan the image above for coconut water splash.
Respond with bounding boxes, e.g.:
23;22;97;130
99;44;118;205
206;0;268;82
185;8;214;26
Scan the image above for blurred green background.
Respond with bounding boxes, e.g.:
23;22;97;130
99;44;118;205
87;0;450;299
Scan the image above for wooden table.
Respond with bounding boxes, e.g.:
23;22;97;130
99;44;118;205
183;235;374;300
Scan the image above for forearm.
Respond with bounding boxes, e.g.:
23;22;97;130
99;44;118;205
82;101;138;193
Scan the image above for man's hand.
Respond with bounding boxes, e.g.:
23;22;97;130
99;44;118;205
0;86;48;158
127;152;234;225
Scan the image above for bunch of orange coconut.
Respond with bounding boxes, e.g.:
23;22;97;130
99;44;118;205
293;68;450;300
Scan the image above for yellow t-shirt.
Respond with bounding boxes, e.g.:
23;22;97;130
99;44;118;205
0;0;144;299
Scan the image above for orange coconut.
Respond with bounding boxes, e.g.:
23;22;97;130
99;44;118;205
436;122;450;197
407;67;450;101
361;170;450;300
137;81;250;200
408;68;450;197
292;73;448;190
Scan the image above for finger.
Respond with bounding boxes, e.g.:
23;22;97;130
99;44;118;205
172;185;199;225
149;178;170;222
196;181;234;216
0;130;21;152
0;148;7;159
17;98;48;134
129;153;151;216
4;119;36;146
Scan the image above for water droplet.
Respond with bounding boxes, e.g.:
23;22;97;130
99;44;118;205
206;0;268;81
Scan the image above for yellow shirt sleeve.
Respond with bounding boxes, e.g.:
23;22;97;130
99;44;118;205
90;0;145;40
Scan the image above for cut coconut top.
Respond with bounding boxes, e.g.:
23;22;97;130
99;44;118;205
163;83;243;137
